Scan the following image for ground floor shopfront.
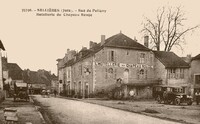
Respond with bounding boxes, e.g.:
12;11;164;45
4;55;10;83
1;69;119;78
108;80;160;100
64;78;161;99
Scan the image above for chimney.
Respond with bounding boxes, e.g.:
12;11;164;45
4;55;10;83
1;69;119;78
101;35;106;46
185;54;192;63
134;36;137;42
144;35;149;48
67;49;70;53
89;41;94;49
81;46;87;51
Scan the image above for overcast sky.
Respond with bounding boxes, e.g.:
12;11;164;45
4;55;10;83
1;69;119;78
0;0;200;75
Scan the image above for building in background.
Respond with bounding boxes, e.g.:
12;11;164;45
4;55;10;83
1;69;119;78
154;51;190;94
0;40;6;101
23;69;57;94
50;74;58;93
190;54;200;96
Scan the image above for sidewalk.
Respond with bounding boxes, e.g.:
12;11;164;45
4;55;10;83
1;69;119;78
60;96;200;124
0;97;45;124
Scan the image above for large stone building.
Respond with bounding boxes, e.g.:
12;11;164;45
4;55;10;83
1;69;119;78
57;33;162;99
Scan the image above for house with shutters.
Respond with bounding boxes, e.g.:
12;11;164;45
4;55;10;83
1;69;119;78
57;33;161;99
154;51;190;94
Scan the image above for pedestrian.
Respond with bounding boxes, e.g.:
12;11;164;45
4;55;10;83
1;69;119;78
54;89;57;97
195;89;200;105
47;90;50;98
129;89;135;102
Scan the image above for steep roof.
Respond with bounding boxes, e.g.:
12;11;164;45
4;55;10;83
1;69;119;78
7;63;23;80
192;54;200;60
154;51;190;68
23;70;53;86
61;33;150;67
104;33;150;51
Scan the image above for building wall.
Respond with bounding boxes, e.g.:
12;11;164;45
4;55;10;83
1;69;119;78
94;47;155;98
58;68;64;93
190;60;200;83
154;58;167;84
190;60;200;95
71;56;94;97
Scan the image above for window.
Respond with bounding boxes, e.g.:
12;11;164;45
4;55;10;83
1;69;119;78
168;68;176;79
111;51;114;61
123;69;129;83
108;68;114;73
168;68;184;79
107;68;114;78
180;69;184;79
140;69;144;75
68;69;70;78
79;65;82;76
139;53;145;63
195;75;200;84
137;69;146;79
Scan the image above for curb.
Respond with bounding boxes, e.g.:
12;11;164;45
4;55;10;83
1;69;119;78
30;96;46;124
35;106;46;124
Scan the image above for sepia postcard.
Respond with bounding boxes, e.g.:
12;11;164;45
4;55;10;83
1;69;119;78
0;0;200;124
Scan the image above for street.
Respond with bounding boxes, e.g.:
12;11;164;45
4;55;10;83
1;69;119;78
33;95;180;124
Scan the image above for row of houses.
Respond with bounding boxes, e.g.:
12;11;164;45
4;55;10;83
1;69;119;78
1;56;58;96
57;32;199;99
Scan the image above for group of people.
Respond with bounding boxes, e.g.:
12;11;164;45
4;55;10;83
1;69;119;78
41;89;57;97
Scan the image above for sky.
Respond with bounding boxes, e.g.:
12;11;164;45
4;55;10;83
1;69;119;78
0;0;200;75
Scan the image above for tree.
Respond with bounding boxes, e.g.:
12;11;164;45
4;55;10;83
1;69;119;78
142;6;199;51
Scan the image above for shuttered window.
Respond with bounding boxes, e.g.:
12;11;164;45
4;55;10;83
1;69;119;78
108;50;116;62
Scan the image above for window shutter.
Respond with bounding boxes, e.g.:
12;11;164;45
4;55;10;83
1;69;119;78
105;68;108;79
114;68;117;79
145;70;148;79
136;69;139;79
137;52;140;63
145;53;148;64
114;51;117;62
108;51;111;61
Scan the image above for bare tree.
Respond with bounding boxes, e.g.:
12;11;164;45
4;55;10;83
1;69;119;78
142;6;199;51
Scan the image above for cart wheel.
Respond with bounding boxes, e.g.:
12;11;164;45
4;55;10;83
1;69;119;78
187;100;192;105
156;96;161;103
175;98;181;105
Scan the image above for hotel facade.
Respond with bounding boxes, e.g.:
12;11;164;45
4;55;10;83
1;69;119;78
57;33;190;99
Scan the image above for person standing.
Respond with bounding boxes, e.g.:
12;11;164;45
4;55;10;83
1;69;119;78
54;89;57;97
195;90;200;105
129;89;135;101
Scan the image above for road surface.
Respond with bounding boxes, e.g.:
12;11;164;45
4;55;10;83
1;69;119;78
33;95;181;124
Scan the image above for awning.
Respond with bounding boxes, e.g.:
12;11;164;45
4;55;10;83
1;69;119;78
125;80;160;87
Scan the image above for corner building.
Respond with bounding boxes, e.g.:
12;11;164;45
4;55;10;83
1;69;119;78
67;33;160;99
